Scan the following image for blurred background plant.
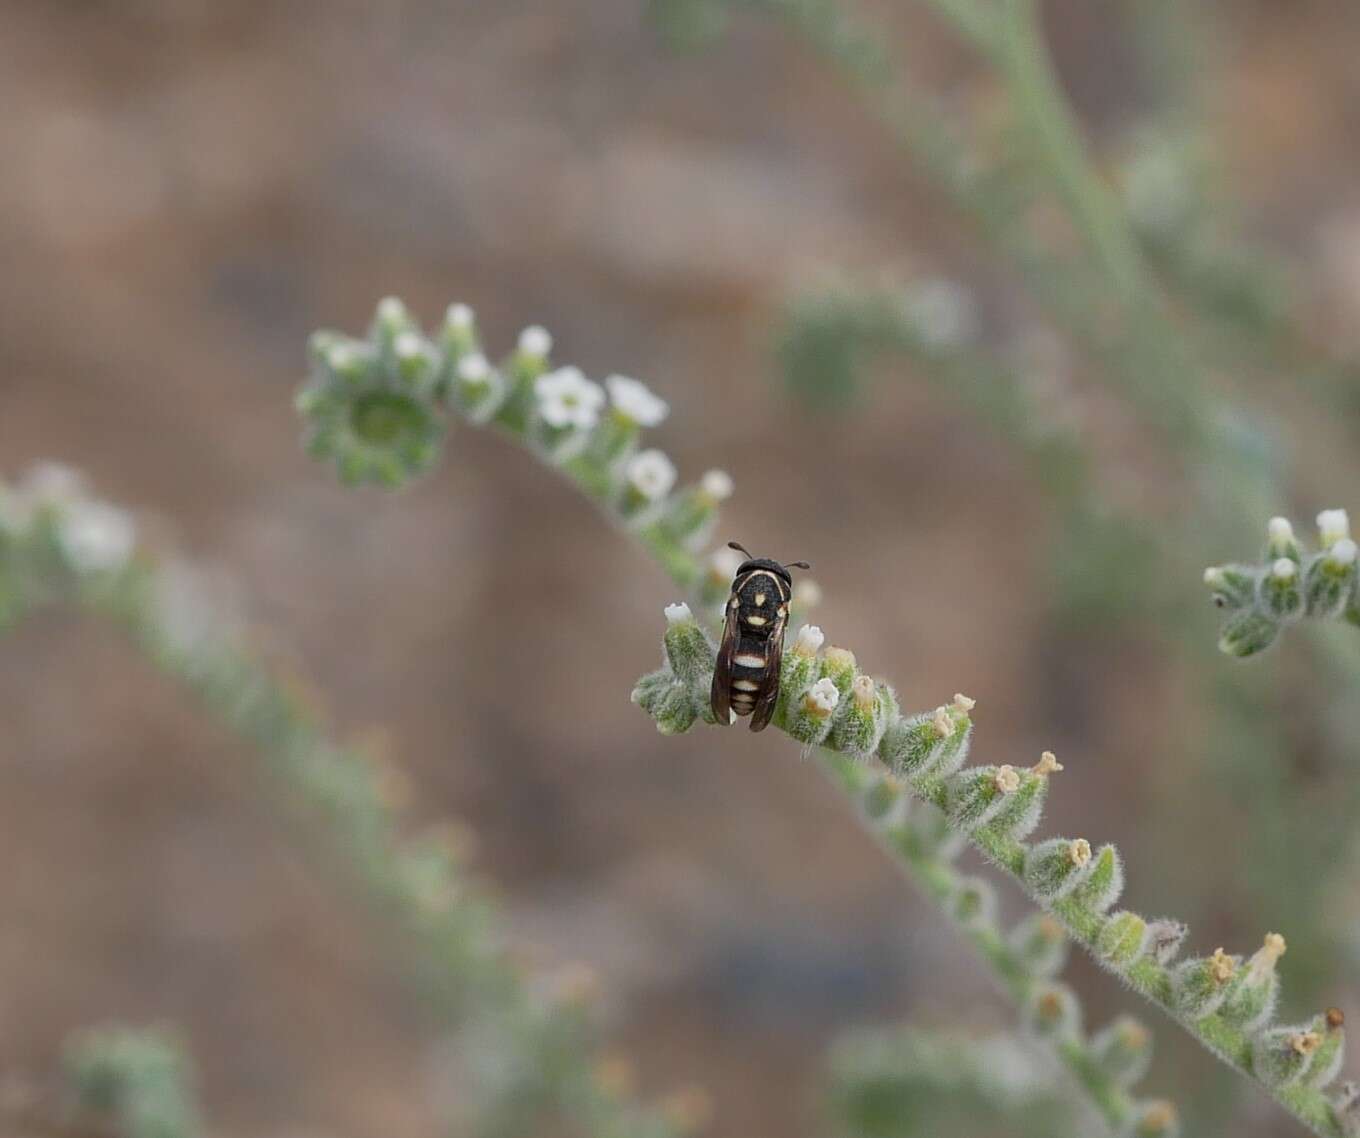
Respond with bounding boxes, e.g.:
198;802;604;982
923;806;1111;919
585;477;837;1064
3;2;1360;1137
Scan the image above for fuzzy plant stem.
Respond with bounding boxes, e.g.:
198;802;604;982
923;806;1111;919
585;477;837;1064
289;299;1353;1136
0;469;690;1138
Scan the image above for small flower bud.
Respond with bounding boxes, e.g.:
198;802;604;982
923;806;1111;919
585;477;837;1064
1009;913;1069;979
1026;982;1081;1043
664;601;692;625
373;296;417;352
788;677;840;745
1097;911;1150;970
1219;932;1285;1031
1091;1014;1153;1087
1068;843;1124;914
1172;948;1240;1018
794;624;824;656
820;647;858;707
828;674;898;757
1318;509;1351;548
1305;545;1357;619
1267;516;1299;562
949;875;996;929
1287;1008;1346;1089
701;469;733;502
878;705;972;780
775;626;823;725
1024;837;1094;901
1203;564;1257;611
450;352;508;423
1260;557;1302;620
1126;1100;1179;1138
1253;1021;1323;1089
660;606;716;692
1218;608;1279;657
518;324;553;360
945;764;1045;839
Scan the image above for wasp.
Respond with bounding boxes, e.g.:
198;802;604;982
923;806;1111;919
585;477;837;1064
711;542;811;731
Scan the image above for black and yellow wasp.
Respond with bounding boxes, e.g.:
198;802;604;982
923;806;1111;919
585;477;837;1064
711;542;810;731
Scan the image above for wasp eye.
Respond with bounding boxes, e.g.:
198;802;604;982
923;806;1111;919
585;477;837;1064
1213;596;1226;608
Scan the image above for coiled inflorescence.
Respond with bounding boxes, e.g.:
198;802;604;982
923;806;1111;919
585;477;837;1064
635;605;1353;1136
1206;512;1358;657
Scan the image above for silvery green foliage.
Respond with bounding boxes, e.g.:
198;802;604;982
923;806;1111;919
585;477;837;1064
0;465;687;1138
63;1026;202;1138
635;611;1351;1135
1206;513;1359;656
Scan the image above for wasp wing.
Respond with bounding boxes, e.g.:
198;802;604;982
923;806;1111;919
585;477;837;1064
748;613;786;732
710;601;740;726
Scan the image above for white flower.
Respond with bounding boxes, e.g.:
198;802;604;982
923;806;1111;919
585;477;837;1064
376;296;408;325
457;353;491;383
606;375;669;427
1271;558;1297;582
708;546;743;581
518;325;553;358
793;624;824;655
446;303;475;331
664;601;693;625
805;677;840;716
700;469;733;502
903;278;979;350
1318;509;1350;547
57;500;136;574
534;367;605;431
1267;516;1294;544
326;341;367;375
1329;538;1358;567
625;449;677;501
394;331;425;360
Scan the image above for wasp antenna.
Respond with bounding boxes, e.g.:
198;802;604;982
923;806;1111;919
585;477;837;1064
785;560;811;571
727;541;754;559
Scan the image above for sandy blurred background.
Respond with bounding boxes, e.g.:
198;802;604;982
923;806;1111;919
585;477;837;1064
2;1;1360;1135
